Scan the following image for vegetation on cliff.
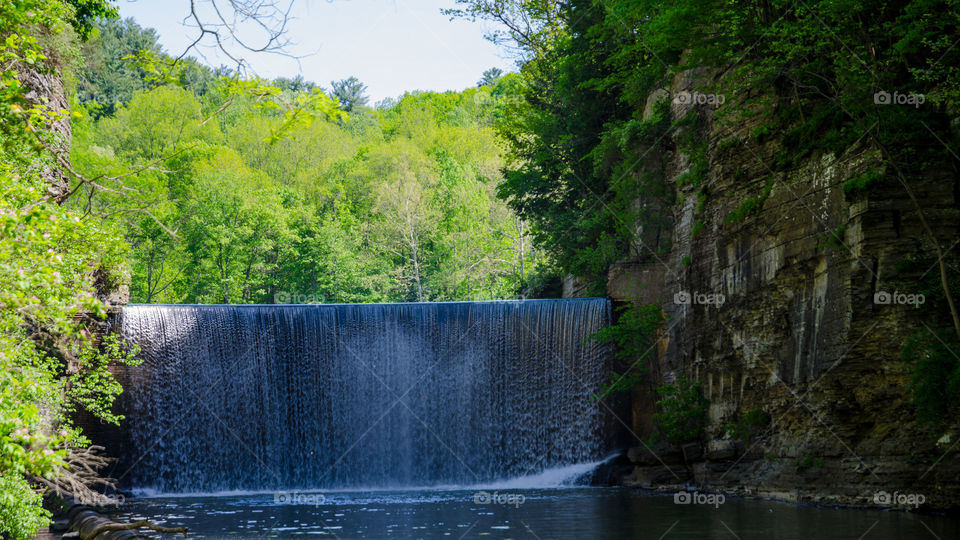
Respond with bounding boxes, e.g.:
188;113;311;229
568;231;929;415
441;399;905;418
450;0;960;425
0;0;147;537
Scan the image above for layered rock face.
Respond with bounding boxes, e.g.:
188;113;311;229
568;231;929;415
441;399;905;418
591;69;960;508
21;68;72;202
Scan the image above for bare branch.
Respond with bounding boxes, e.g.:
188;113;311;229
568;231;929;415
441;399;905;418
179;0;303;75
32;445;120;508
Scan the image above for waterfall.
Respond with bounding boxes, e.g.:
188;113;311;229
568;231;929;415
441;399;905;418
112;299;612;493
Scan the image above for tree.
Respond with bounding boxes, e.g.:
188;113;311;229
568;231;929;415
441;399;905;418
273;75;317;92
76;17;163;117
372;146;439;301
442;0;566;58
331;76;369;112
97;85;207;160
178;0;299;71
178;147;288;303
477;67;503;87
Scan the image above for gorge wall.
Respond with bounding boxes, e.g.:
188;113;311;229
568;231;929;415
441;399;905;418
588;68;960;509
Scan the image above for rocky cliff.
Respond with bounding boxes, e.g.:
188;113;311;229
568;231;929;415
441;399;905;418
590;68;960;510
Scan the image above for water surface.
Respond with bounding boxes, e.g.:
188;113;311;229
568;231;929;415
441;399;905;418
107;487;959;539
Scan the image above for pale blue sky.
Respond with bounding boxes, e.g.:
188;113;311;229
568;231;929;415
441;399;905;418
116;0;515;102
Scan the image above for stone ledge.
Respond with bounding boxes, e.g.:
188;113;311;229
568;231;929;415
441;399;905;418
607;259;667;303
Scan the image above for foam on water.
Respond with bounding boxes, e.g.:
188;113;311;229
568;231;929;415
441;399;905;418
475;453;620;490
130;453;621;499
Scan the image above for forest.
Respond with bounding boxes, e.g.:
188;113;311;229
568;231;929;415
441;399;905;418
72;18;537;304
3;0;960;537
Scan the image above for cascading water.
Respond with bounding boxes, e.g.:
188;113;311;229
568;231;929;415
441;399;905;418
112;299;612;494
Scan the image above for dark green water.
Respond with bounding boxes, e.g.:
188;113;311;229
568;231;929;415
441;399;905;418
106;487;959;539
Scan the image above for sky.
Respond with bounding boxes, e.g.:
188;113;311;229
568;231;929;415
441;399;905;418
115;0;516;103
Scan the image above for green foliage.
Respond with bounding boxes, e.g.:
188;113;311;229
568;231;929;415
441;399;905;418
591;303;664;399
903;329;960;424
477;67;503;87
75;17;234;121
522;265;564;298
724;178;774;225
0;161;135;533
69;335;141;424
724;408;770;441
817;225;848;252
751;122;776;143
273;75;317;93
73;58;536;303
691;219;705;238
796;455;825;469
442;1;566;53
259;86;346;144
474;2;675;288
330;76;369;112
65;0;118;40
654;376;709;443
0;475;50;540
892;255;960;317
676;142;708;189
716;137;742;154
1;1;144;534
592;302;664;363
892;253;960;424
842;169;886;196
695;189;708;214
594;371;644;402
75;18;162;117
0;1;77;149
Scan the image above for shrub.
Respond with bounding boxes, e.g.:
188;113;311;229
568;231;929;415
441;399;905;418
724;178;774;225
691;219;705;238
654;376;708;443
0;475;50;540
903;328;960;424
592;303;664;400
724;408;770;441
842;169;885;195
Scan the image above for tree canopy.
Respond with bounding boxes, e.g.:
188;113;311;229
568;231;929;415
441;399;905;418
69;17;538;305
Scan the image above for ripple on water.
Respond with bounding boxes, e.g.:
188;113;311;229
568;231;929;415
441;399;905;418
108;487;960;540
